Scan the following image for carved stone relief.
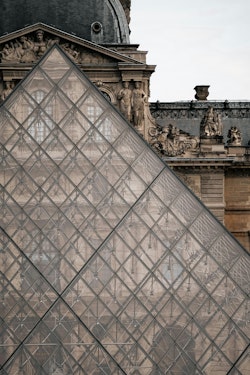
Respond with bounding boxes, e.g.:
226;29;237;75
227;126;242;146
0;81;14;101
200;107;223;137
0;30;118;65
0;30;82;64
117;80;147;129
131;81;147;129
117;81;132;121
0;30;121;100
148;124;199;157
151;103;250;120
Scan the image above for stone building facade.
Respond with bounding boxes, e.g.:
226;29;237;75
0;4;249;252
150;98;250;252
0;2;249;375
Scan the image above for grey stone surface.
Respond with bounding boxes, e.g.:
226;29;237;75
0;0;130;43
150;101;250;146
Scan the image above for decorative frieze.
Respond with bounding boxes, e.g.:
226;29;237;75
149;123;199;157
150;102;250;120
150;102;250;148
0;27;155;139
0;30;127;66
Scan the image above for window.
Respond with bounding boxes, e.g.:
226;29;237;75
86;96;103;123
96;118;112;141
28;90;54;143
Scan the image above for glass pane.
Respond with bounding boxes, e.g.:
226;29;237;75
0;45;249;375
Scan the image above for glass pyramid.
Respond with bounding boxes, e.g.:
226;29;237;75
0;45;249;375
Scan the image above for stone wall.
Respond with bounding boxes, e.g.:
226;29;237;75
225;170;250;251
150;100;250;252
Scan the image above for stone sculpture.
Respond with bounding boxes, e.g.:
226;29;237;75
0;31;81;63
149;123;199;157
201;107;223;137
1;81;14;101
117;81;132;122
131;81;146;128
227;126;242;146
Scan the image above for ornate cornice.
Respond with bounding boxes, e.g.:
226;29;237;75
0;23;142;65
150;101;250;120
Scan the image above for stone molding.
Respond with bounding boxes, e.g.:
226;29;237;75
150;102;250;150
0;24;156;135
150;101;250;119
0;25;151;71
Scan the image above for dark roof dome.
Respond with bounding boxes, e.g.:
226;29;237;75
0;0;130;43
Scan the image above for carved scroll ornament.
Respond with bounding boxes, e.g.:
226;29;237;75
149;124;199;157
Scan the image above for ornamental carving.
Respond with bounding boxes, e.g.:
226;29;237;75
200;107;223;137
131;81;147;129
150;102;250;120
227;126;242;146
117;81;147;128
1;81;14;101
0;30;125;65
149;124;199;157
117;81;132;122
0;30;81;63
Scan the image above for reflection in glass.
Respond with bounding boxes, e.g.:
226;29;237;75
0;46;249;375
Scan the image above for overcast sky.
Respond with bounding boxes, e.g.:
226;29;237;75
130;0;250;102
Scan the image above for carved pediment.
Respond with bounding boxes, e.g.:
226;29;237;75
0;23;141;66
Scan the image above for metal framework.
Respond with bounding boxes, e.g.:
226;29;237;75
0;46;249;374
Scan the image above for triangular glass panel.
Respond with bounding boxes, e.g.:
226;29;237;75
39;48;71;83
0;45;249;374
